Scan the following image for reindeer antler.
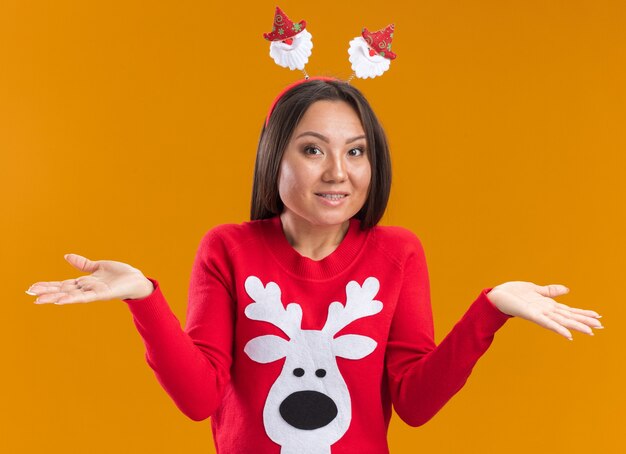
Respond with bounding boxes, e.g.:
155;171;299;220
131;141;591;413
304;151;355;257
322;277;383;336
244;276;303;339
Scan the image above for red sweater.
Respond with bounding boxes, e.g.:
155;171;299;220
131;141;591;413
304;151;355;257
123;215;513;453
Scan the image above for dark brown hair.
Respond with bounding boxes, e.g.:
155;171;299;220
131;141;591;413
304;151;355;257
250;79;392;230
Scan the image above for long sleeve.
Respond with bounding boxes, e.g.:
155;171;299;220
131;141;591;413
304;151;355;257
384;234;513;427
122;229;235;421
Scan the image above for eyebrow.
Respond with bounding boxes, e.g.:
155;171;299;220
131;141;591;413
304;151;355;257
294;131;366;144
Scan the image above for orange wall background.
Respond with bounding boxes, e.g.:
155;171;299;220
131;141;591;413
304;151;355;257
1;1;623;452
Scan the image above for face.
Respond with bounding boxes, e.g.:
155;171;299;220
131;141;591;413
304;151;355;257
277;100;372;227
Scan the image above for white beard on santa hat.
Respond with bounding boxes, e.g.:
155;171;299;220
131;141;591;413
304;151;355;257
269;29;314;71
348;36;392;79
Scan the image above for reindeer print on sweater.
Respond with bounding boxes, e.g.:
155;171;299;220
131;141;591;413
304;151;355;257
243;275;383;454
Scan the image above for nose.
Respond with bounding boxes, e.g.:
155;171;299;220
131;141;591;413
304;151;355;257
279;390;338;430
322;153;347;183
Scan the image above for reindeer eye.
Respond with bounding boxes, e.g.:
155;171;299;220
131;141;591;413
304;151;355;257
293;368;305;377
315;369;326;378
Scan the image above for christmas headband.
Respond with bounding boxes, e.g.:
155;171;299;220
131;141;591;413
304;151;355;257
263;6;396;127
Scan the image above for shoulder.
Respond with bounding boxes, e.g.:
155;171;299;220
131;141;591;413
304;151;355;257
371;224;423;248
199;219;267;254
369;224;426;264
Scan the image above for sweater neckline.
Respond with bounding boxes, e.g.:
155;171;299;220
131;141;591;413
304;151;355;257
260;215;370;280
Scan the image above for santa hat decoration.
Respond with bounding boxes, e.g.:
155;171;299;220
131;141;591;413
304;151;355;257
263;6;313;73
262;10;398;125
263;6;306;42
348;23;397;79
363;24;396;60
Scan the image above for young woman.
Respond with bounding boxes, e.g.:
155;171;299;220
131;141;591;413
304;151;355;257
27;78;602;453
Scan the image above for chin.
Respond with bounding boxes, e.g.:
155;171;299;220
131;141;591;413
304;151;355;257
308;210;356;226
282;198;364;226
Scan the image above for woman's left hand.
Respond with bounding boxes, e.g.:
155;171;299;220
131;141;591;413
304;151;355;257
487;281;603;340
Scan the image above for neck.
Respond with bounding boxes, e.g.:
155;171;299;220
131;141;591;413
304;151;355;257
279;210;350;261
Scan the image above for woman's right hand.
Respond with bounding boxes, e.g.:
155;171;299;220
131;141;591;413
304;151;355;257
26;253;155;305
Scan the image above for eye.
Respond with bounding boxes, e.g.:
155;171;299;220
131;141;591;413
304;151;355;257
303;145;322;156
348;147;365;157
293;368;305;377
315;369;326;378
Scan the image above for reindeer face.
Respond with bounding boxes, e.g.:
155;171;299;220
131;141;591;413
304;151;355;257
243;276;382;453
275;331;339;430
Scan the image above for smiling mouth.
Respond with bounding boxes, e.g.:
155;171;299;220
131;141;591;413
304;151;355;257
315;193;349;200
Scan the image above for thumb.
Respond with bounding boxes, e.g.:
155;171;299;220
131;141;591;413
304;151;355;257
64;253;99;273
535;283;570;298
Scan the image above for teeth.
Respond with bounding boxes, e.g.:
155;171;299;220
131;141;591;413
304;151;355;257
318;194;346;200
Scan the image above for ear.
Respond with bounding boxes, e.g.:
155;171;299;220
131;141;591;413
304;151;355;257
333;334;377;360
244;335;290;364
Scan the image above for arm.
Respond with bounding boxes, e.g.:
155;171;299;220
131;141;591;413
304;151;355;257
385;234;513;427
122;229;234;421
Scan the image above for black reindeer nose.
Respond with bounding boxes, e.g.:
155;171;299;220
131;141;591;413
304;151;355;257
279;390;338;430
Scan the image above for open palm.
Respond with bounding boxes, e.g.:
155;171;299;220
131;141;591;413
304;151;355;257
487;281;603;340
26;253;153;304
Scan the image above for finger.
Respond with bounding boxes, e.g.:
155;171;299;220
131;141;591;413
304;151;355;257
34;292;68;304
60;279;84;292
533;283;570;298
55;289;99;305
548;311;594;336
27;283;64;295
35;289;96;305
28;280;64;291
554;308;603;328
28;278;83;294
536;313;574;340
553;302;601;318
75;276;98;289
33;285;81;303
64;253;99;273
